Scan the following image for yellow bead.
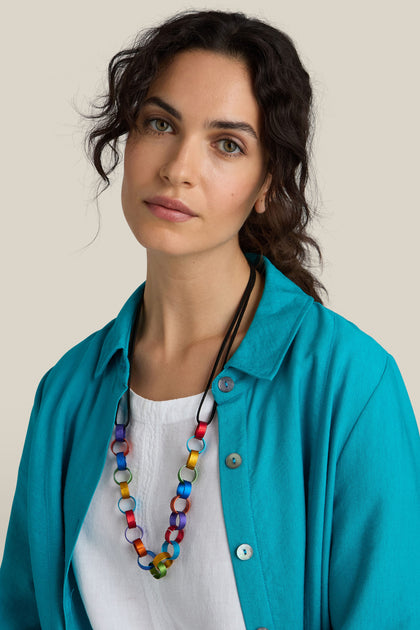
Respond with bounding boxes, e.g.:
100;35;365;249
152;551;171;568
120;481;130;499
186;450;199;469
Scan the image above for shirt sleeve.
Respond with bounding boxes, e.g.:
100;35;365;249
328;354;420;629
0;370;50;629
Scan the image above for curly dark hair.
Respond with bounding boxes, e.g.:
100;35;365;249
83;9;326;303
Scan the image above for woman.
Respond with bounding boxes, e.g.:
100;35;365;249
1;9;419;630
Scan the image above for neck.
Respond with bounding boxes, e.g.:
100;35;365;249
135;246;262;359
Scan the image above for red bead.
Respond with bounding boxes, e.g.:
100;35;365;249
195;422;207;439
125;510;136;528
165;525;185;544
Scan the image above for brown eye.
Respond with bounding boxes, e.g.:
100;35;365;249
218;139;242;155
149;118;172;133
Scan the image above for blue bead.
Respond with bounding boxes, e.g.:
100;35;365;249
162;540;180;560
116;452;127;470
177;481;192;499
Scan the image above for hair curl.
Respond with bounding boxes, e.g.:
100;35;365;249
82;9;326;303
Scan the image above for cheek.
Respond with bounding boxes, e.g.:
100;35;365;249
123;145;144;183
214;170;262;214
123;137;160;182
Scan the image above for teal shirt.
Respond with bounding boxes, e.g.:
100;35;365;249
1;253;419;629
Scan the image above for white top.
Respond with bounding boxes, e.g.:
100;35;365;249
72;388;246;630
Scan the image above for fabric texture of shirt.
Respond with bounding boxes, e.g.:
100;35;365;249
1;252;419;630
72;389;247;629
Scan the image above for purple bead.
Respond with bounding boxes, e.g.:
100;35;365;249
169;511;187;529
115;425;126;441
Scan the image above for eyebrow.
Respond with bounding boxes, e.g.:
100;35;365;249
141;96;259;141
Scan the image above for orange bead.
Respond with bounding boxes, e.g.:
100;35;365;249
170;496;191;514
133;538;147;557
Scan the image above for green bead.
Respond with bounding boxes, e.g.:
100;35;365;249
149;561;167;579
113;467;133;485
177;464;199;484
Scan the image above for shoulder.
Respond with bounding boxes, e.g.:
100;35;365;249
34;319;117;402
246;256;393;411
49;318;115;376
260;253;390;392
258;254;389;390
268;295;416;457
301;300;389;393
35;283;143;400
291;300;406;440
303;299;388;367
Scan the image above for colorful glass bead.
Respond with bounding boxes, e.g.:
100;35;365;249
116;452;127;470
118;496;136;514
162;540;180;560
113;467;132;485
133;538;147;557
170;496;191;514
169;511;187;529
137;550;156;570
152;551;171;568
124;524;144;544
195;421;207;439
120;481;130;499
165;525;185;544
115;424;125;441
125;510;136;528
186;449;199;469
186;436;206;454
177;464;198;484
177;480;192;499
111;438;129;456
149;562;167;579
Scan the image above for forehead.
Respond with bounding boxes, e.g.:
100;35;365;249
146;49;261;129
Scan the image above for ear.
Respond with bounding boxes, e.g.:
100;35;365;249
254;172;272;214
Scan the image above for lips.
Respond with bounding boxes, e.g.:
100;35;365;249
144;195;196;216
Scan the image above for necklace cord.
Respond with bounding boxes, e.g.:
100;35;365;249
124;260;256;427
195;262;256;424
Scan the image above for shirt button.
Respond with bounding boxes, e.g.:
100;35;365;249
236;544;253;560
218;376;234;392
225;453;242;469
257;627;268;630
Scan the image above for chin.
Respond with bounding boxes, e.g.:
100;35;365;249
130;231;203;258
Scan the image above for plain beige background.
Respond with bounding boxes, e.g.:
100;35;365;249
1;0;419;557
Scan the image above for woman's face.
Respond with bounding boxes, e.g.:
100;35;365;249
121;49;271;259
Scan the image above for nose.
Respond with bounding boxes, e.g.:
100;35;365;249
159;136;199;187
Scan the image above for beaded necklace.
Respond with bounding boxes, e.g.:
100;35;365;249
110;261;256;579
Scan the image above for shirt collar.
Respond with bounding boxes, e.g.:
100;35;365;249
95;253;313;380
226;253;313;379
94;283;145;378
